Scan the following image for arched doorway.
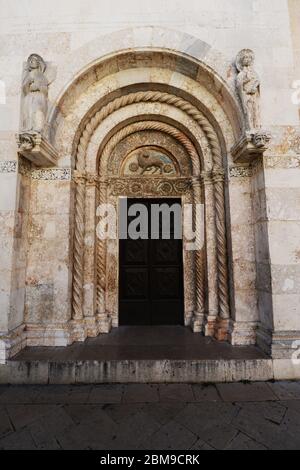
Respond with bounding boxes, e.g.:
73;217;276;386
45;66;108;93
22;40;258;351
67;71;234;343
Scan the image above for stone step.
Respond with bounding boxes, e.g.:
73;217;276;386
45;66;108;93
0;358;273;384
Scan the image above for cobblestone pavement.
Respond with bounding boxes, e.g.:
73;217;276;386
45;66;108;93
0;381;300;450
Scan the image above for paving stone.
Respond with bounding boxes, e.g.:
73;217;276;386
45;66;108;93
140;420;197;450
0;406;13;438
0;382;300;449
34;385;92;403
225;432;268;450
0;429;36;450
0;385;41;403
175;402;239;435
88;384;124;403
111;411;161;450
55;418;118;450
159;384;194;402
192;384;221;402
29;420;61;450
143;402;186;425
216;382;277;402
280;407;300;442
103;403;146;424
196;424;238;450
0;386;8;397
280;400;300;415
235;402;286;425
232;403;296;449
190;439;215;450
63;404;105;424
30;406;75;438
6;404;57;430
122;384;159;403
268;381;300;400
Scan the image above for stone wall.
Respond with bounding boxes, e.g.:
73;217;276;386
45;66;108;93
0;1;299;376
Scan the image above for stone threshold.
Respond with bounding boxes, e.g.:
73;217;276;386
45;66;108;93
1;327;299;383
0;358;273;384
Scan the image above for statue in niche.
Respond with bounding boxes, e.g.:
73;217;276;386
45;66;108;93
236;49;260;130
21;54;50;134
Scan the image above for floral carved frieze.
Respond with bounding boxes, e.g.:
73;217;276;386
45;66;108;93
229;166;253;178
31;168;71;181
108;177;192;197
0;161;17;173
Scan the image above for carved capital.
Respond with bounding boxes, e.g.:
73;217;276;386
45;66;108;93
16;132;58;167
212;168;225;183
191;176;201;189
200;170;213;185
85;173;99;186
231;130;271;164
72;170;86;185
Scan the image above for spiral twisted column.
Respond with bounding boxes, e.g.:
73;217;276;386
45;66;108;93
212;168;230;340
201;171;219;336
96;178;108;314
191;177;206;333
72;170;86;320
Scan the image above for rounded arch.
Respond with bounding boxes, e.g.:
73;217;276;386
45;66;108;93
57;40;242;342
46;31;244;146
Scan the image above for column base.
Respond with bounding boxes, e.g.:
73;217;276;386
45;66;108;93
0;325;26;364
96;313;112;334
204;315;218;337
191;312;205;333
229;321;258;346
214;318;230;341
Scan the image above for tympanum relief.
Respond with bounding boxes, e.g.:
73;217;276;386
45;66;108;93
121;147;178;177
16;54;58;167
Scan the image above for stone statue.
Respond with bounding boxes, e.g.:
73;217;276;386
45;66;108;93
236;49;260;130
21;54;49;133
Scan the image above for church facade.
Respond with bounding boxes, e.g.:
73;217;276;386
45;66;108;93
0;0;300;381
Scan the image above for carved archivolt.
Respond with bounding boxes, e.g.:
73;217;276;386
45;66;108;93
102;121;200;176
71;89;230;337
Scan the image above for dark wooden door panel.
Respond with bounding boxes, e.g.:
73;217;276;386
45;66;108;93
119;198;184;326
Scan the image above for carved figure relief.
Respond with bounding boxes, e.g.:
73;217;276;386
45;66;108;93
236;49;260;130
121;147;178;177
21;54;52;134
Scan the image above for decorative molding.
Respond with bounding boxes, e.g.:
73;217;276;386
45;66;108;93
229;166;253;178
16;132;58;167
31;168;71;181
0;160;17;173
